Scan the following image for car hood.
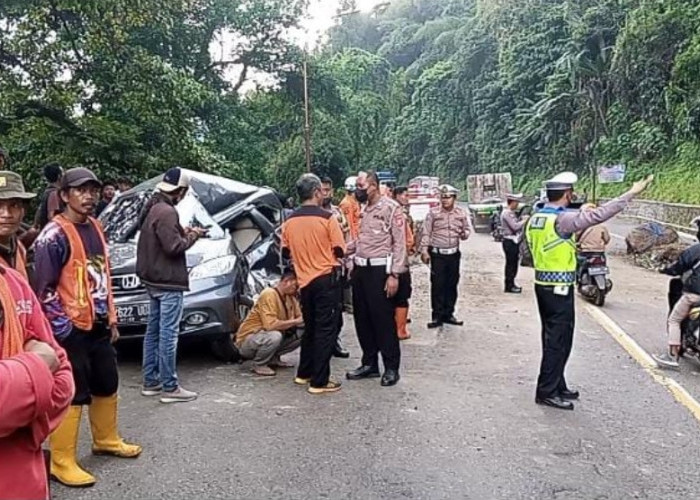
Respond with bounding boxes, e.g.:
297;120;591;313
110;238;232;275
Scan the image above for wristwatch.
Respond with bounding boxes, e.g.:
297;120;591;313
390;273;399;279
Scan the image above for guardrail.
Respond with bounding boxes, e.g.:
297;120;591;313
602;198;700;236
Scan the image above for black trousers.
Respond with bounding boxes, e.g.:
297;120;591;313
430;252;461;321
60;323;119;405
535;284;575;399
299;272;342;388
392;271;412;308
503;239;520;288
352;265;401;371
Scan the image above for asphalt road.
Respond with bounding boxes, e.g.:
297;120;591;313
54;223;700;500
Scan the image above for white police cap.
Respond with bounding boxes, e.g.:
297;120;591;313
438;184;459;196
545;172;578;190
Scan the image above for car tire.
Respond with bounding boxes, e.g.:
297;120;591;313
210;334;241;363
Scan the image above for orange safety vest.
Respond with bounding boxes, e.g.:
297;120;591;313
53;214;117;331
0;240;28;280
339;195;360;240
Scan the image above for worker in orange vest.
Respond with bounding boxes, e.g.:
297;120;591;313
0;171;36;279
339;175;361;241
393;186;415;340
32;167;142;488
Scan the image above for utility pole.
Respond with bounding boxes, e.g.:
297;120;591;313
302;50;312;173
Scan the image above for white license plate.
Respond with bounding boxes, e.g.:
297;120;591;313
589;267;608;275
117;303;150;325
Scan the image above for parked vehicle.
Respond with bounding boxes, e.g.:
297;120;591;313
668;277;700;360
99;170;283;361
466;173;511;233
577;252;613;306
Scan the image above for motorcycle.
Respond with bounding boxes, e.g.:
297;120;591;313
668;277;700;359
577;252;613;306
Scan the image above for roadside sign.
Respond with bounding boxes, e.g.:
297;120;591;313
598;164;626;184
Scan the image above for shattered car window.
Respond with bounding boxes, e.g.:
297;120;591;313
101;189;224;243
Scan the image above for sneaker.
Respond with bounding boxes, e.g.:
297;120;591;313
141;384;162;396
252;365;276;376
653;352;680;370
307;380;342;395
160;387;198;404
269;358;294;369
294;376;311;385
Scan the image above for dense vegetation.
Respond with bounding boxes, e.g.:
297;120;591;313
1;0;699;202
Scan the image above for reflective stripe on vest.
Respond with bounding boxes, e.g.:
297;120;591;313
53;215;116;330
525;209;577;286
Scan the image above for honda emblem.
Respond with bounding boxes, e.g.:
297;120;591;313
120;275;141;290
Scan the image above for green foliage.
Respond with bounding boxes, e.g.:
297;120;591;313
2;0;700;204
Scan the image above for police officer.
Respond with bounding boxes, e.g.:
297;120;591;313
501;193;527;293
346;171;407;387
526;172;653;410
420;184;472;329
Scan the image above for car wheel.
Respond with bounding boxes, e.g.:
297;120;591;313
210;334;241;363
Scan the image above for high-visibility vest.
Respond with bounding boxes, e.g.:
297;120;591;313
525;207;577;286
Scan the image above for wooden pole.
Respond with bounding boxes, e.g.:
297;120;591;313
303;53;312;173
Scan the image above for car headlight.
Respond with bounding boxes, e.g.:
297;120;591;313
189;255;237;281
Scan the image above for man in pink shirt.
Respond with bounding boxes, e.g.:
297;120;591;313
0;266;75;500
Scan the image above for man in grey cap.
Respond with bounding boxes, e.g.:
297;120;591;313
137;167;206;403
501;193;527;293
525;171;653;411
0;171;36;278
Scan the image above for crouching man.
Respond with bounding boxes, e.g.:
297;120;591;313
234;268;304;376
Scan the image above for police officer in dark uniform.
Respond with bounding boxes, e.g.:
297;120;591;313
526;172;653;410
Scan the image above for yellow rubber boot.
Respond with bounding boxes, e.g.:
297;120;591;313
395;307;411;340
89;394;142;458
49;406;96;487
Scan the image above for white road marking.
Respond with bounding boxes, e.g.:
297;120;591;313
585;304;700;423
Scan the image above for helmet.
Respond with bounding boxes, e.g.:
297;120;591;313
344;176;358;192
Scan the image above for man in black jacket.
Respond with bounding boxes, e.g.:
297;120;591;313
137;167;206;403
654;217;700;369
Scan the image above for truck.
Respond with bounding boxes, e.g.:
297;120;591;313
466;172;512;233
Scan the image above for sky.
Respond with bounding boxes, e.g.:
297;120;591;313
231;0;384;93
297;0;383;47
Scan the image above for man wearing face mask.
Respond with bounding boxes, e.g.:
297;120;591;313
137;167;206;404
346;171;407;387
321;176;350;359
525;172;654;411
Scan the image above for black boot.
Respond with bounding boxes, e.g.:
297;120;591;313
346;365;380;380
505;285;522;294
332;338;350;358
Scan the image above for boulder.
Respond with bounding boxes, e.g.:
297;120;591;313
625;222;679;254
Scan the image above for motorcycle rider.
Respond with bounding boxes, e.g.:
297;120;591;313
576;203;611;279
653;217;700;369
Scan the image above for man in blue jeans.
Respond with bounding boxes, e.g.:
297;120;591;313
136;167;206;403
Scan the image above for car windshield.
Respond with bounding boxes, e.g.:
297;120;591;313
100;189;224;243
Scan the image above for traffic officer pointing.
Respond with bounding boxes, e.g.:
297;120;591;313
346;171;407;387
420;184;472;329
526;171;653;411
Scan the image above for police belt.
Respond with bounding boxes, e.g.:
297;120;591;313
354;256;388;267
431;247;459;256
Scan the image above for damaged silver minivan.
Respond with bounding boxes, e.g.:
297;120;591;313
99;169;283;361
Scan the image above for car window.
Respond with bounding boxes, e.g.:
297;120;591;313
101;189;224;242
257;205;281;226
